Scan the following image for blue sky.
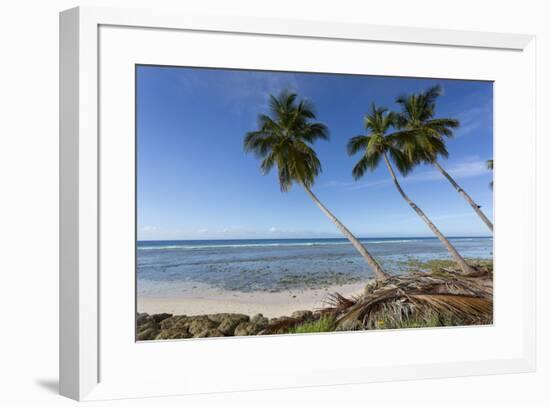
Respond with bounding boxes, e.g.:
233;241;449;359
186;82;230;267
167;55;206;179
137;66;493;240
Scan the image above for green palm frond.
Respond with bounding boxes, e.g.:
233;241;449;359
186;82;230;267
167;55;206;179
349;104;414;180
425;118;459;130
244;91;328;191
347;135;371;156
243;131;278;158
352;153;381;180
393;85;459;165
422;85;443;107
300;122;329;143
366;133;385;156
260;152;276;175
388;146;413;176
487;159;493;188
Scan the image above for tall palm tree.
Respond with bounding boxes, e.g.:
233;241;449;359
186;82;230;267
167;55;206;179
244;92;388;280
394;85;493;232
348;104;476;276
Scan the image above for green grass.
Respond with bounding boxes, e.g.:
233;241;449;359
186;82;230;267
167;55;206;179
288;315;335;334
398;258;493;275
286;312;461;333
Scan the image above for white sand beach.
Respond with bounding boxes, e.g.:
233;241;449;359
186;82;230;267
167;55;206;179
137;281;367;318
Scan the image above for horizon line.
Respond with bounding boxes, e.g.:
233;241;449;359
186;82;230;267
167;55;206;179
137;235;493;242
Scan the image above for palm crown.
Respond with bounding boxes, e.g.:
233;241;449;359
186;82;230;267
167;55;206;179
347;104;411;180
244;91;329;191
394;85;459;164
347;102;478;276
245;93;388;279
393;86;493;233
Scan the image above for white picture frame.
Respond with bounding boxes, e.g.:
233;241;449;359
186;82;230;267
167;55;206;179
60;6;536;401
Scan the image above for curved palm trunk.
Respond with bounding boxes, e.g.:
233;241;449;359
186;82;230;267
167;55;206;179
302;185;388;280
382;154;476;276
433;161;493;233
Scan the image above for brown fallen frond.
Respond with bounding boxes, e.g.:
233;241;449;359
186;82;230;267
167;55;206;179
410;293;492;318
321;292;358;313
327;270;493;330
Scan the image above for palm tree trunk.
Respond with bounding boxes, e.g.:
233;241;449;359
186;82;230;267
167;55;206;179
433;161;493;233
382;153;476;276
302;185;388;280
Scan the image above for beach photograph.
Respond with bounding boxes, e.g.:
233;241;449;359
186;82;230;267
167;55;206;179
136;66;494;341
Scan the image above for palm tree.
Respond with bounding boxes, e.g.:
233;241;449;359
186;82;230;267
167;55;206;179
348;104;476;276
394;85;493;232
244;92;388;280
487;159;493;189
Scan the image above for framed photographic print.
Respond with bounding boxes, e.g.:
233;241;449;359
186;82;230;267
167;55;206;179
60;6;537;401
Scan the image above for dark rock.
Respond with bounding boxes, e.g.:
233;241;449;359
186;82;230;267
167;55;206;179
217;314;249;336
159;315;188;330
187;316;218;336
206;313;236;324
154;315;193;339
143;310;322;339
232;314;269;336
234;322;247;336
136;313;160;341
251;313;269;326
269;316;294;324
264;316;299;334
152;313;172;323
195;329;224;338
136;313;151;325
234;322;264;336
155;328;193;340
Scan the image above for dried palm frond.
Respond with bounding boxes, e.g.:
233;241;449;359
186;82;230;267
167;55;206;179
327;270;493;331
321;292;358;313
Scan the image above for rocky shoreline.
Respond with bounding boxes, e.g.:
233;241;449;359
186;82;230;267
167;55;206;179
137;309;319;340
137;259;494;341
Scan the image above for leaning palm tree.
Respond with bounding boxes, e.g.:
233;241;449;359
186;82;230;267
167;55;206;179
244;92;388;280
394;86;493;232
348;104;476;276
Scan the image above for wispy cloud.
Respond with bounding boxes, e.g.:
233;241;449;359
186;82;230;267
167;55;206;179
449;92;493;138
176;69;305;117
325;159;491;191
398;211;478;224
141;225;158;232
151;226;338;240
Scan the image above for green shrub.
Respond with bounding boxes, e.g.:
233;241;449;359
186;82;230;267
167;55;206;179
288;315;335;334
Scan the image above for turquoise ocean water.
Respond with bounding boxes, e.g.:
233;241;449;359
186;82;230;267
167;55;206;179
137;237;492;295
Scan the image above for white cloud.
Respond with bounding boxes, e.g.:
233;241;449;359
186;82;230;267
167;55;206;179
268;226;278;233
395;159;489;184
176;69;305;118
449;92;493;138
326;159;491;191
141;225;158;232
